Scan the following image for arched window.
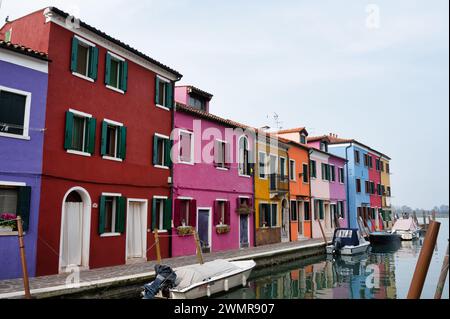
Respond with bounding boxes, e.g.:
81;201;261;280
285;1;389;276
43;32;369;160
239;136;250;176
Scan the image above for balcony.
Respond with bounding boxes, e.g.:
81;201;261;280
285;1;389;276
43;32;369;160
269;174;289;193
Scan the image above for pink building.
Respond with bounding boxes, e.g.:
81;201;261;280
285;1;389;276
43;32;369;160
171;86;255;257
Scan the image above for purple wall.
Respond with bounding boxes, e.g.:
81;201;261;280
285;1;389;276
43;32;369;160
172;111;254;257
328;155;348;228
0;58;48;280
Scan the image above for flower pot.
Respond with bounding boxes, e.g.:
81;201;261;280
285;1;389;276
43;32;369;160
215;225;231;234
177;226;194;236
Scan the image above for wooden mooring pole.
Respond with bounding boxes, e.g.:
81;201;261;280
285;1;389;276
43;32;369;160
194;231;204;265
317;219;328;245
434;241;449;299
407;221;441;299
17;216;31;299
154;229;162;263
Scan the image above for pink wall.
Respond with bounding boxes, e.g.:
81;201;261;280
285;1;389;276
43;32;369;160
328;155;348;228
172;111;254;257
175;86;210;112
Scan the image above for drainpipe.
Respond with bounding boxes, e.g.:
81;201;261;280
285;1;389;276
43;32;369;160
345;143;353;228
308;149;314;238
252;135;257;248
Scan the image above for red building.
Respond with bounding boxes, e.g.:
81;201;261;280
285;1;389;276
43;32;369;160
1;7;182;275
368;151;383;231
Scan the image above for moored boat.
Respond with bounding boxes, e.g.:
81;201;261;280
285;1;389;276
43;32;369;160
326;228;371;256
369;231;402;245
391;218;420;241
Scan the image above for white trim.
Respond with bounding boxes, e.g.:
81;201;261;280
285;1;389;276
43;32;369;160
71;72;95;83
177;196;194;200
157;75;171;83
178;129;195;165
100;233;121;238
216;167;229;171
238;196;251;199
289;159;296;181
0;85;32;139
154;165;169;170
238;213;251;249
103;118;124;127
68;109;92;118
0;132;31;140
196;207;212;252
106;85;125;95
258;152;267;180
215;199;228;202
0;49;48;73
102;192;122;197
156;104;171;111
125;199;148;262
0;181;26;187
238;135;251;177
102;156;123;162
67;150;92;157
153;196;169;200
74;35;96;48
107;51;125;62
155;133;170;140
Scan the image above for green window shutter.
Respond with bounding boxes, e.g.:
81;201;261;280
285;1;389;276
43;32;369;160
64;111;74;150
163;198;172;230
71;37;79;72
115;197;126;233
153;135;159;165
166;82;174;108
151;198;157;230
319;201;324;220
118;126;127;160
155;76;160;105
87;118;96;155
120;61;128;92
17;186;32;232
105;53;111;85
98;196;106;234
100;121;108;156
88;47;99;81
164;139;173;168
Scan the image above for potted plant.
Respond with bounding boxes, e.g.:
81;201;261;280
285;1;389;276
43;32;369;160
236;203;254;215
0;213;17;232
176;225;194;236
215;224;230;234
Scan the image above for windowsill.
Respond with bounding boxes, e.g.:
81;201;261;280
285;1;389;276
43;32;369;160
156;104;171;111
100;233;121;238
239;174;251;179
216;167;229;171
72;72;95;83
0;132;31;141
67;150;92;157
179;161;195;166
154;165;170;170
102;156;123;162
0;231;20;237
106;85;125;95
152;229;168;234
259;176;267;180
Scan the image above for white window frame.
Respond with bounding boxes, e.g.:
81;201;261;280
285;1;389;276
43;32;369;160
280;156;287;178
302;162;309;184
154;133;170;169
338;167;345;184
153;196;169;233
72;36;96;82
178;129;194;165
215;199;228;225
100;193;122;237
330;164;336;182
156;75;171;111
0;181;26;236
289;159;296;181
258;152;267;180
0;86;32;141
215;139;229;171
238;135;251;177
106;52;125;94
102;118;124;162
65;109;92;157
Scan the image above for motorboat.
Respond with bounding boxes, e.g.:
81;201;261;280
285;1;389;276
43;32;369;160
391;218;420;241
326;228;371;256
142;259;256;299
369;231;402;245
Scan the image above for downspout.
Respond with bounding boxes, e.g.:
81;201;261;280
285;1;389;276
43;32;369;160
252;133;257;247
345;143;353;228
308;149;314;238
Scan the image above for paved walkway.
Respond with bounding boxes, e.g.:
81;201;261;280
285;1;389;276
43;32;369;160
0;238;326;299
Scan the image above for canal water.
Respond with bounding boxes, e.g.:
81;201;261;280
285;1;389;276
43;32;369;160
217;218;449;299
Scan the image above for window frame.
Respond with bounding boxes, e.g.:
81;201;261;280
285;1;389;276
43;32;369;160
156;75;171;110
0;86;32;140
66;109;93;157
153;195;169;233
215;139;229;171
258;152;267;180
310;160;317;179
72;36;96;82
338;167;345;184
154;133;170;169
238;135;251;177
289;159;296;181
178;129;195;165
355;150;360;164
106;51;126;94
302;163;309;184
100;192;122;237
102;118;124;162
280;156;288;179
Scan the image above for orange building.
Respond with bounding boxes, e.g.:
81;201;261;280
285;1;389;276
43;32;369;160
277;129;312;240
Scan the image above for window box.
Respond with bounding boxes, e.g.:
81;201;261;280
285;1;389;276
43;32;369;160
176;225;194;236
215;224;230;235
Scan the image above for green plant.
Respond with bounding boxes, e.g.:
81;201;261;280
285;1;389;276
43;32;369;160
177;225;194;236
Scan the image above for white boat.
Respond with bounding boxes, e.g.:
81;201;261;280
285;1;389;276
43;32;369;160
391;218;420;241
156;259;256;299
326;228;371;256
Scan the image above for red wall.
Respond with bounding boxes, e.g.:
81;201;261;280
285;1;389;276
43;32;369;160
369;152;382;208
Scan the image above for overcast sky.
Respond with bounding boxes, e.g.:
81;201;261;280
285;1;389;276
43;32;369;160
1;0;448;209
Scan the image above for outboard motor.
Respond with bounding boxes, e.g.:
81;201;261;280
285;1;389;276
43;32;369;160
142;265;177;299
333;237;343;255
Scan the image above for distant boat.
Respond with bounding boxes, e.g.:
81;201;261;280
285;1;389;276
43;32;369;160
391;218;420;241
326;228;371;256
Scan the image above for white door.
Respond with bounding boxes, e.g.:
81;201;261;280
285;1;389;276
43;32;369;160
126;202;145;259
62;202;83;267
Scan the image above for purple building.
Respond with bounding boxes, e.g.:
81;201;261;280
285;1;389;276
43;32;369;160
0;41;49;280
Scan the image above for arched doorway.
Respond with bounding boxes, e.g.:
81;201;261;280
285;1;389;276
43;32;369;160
59;187;91;273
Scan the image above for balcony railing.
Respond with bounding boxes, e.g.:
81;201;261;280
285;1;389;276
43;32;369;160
269;174;289;193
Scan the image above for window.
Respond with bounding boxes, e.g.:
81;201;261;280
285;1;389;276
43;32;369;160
259;203;277;228
105;52;128;92
302;164;309;183
338;168;345;184
239;136;251;176
5;29;12;42
0;185;31;232
179;130;194;164
320;141;328;152
370;182;375;195
315;200;324;220
280;157;287;179
304;202;310;221
291;201;298;221
152;197;171;231
355;150;360;164
0;87;31;139
310;160;317;178
386;164;390;174
356;179;362;193
322;163;331;181
300;134;307;144
338;201;345;218
174;199;196;228
271;203;278;227
155;76;174;109
364;154;369;167
214;200;230;226
330;165;336;182
259;153;267;179
153;134;171;168
70;36;99;81
99;195;126;235
289;160;296;181
188;95;206;111
365;181;370;194
376;159;381;171
368;156;373;169
101;120;127;160
377;184;382;196
387;187;392;197
215;140;230;169
64;110;96;155
381;162;385;172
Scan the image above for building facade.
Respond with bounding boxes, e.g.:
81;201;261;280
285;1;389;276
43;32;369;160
0;41;49;280
1;7;182;276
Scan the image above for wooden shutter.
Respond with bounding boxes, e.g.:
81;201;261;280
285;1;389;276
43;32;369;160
164;139;173;168
154;76;160;105
105;53;111;85
224;201;231;226
166;82;174;108
213;201;221;225
100;121;108;156
120;61;128;92
70;37;78;72
225;143;231;169
17;186;31;232
64;111;74;150
88;47;99;80
151;198;157;230
189;200;197;228
153;135;159;165
173;199;183;228
213;140;220;167
98;196;106;234
118;126;127;160
115;197;126;233
163;198;172;230
87;117;96;155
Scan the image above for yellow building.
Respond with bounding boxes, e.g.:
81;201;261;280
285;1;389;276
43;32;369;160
254;132;290;246
380;156;392;227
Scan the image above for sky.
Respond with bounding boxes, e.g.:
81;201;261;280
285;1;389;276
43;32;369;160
0;0;448;209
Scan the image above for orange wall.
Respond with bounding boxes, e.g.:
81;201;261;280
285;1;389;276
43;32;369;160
289;146;310;198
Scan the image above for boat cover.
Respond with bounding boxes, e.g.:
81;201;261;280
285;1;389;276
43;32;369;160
174;259;241;291
392;218;419;232
332;228;362;247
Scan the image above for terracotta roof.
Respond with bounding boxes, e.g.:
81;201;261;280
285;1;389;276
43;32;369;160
47;7;182;79
278;136;310;151
0;40;49;61
276;127;308;135
177;85;214;100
